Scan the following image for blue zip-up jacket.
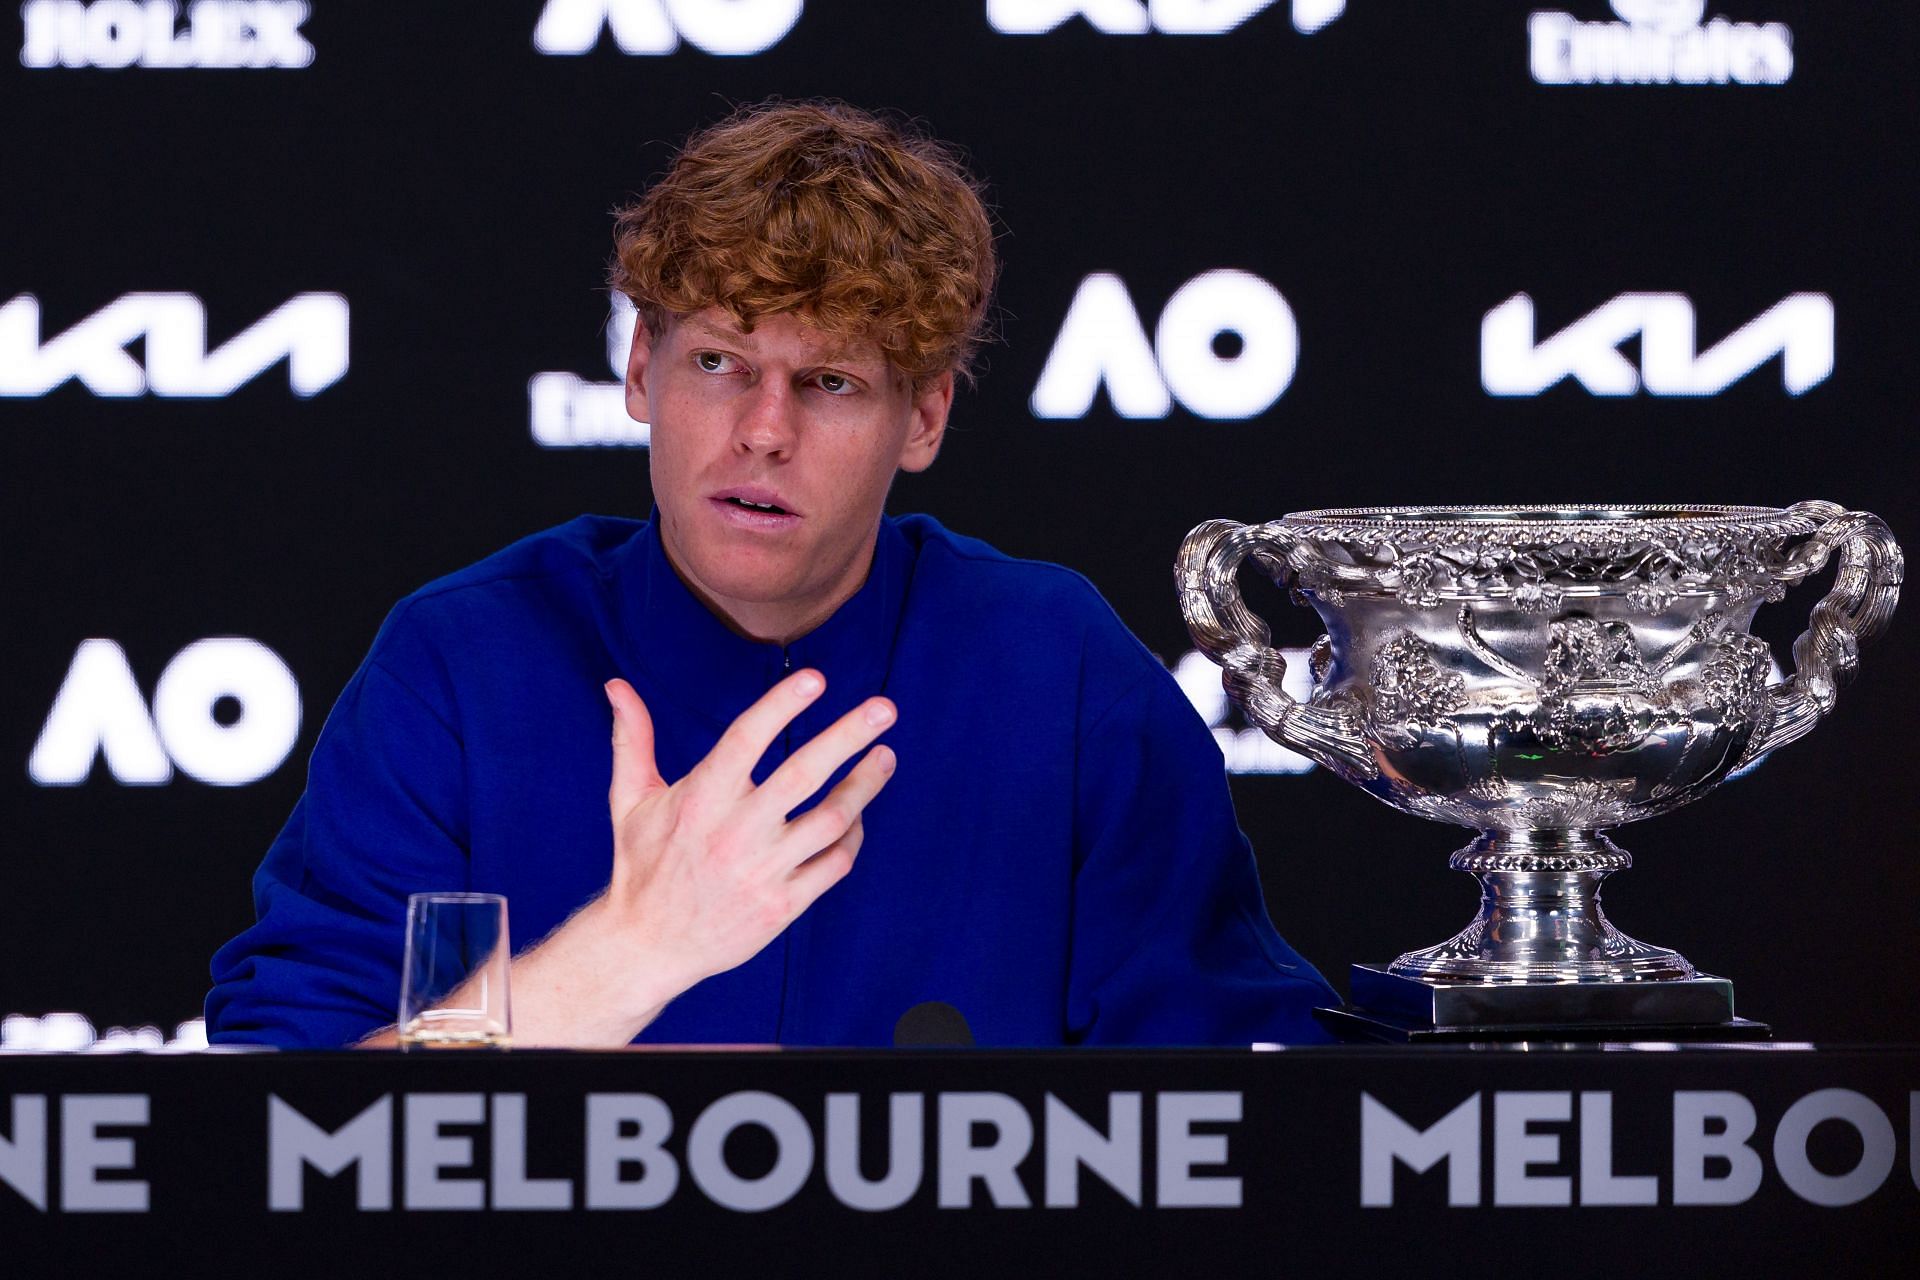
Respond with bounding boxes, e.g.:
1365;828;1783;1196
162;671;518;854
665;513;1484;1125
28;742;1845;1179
206;514;1335;1047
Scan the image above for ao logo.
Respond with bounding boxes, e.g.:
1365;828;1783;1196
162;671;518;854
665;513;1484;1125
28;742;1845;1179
528;293;648;448
1032;271;1298;420
29;639;302;787
0;293;348;398
1481;293;1833;397
19;1;314;69
987;0;1346;35
534;0;802;56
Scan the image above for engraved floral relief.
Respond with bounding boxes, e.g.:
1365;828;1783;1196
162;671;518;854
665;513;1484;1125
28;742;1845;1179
1693;631;1773;720
1367;632;1466;741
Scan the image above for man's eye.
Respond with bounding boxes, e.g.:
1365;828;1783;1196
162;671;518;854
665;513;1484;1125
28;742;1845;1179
695;351;737;374
814;372;856;396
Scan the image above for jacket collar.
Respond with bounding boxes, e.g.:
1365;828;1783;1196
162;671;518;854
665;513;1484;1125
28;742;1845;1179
618;510;911;733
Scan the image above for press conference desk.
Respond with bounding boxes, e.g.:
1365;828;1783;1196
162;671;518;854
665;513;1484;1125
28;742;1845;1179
5;1044;1914;1278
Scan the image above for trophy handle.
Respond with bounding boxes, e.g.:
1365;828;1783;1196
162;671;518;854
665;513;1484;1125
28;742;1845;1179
1177;519;1378;779
1740;500;1905;764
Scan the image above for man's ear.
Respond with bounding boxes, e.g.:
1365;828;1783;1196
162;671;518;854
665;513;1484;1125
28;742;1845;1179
897;370;954;474
623;311;656;425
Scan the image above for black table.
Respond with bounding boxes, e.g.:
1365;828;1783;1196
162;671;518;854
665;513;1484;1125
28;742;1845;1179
4;1044;1914;1277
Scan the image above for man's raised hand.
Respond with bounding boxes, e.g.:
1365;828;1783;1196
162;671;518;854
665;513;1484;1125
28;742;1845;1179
501;668;895;1047
602;668;895;993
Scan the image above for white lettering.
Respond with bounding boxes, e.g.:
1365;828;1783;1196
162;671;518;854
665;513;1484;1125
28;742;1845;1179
19;2;315;70
937;1092;1033;1209
584;1093;678;1209
1043;1092;1142;1208
1156;1091;1241;1208
404;1093;485;1211
30;638;301;787
150;638;302;786
268;1094;392;1212
0;1096;49;1211
1031;273;1168;418
1528;5;1792;87
1493;1091;1571;1207
1031;271;1296;420
1672;1090;1763;1206
1360;1092;1480;1208
1153;269;1298;418
1481;292;1833;397
824;1093;923;1212
533;0;803;57
490;1094;573;1210
0;292;348;398
1579;1091;1658;1206
529;294;650;447
29;640;172;785
1772;1089;1896;1207
59;1094;148;1213
986;0;1344;35
685;1091;813;1212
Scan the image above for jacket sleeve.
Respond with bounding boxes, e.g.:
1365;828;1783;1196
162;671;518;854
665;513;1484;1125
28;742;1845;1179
205;628;471;1049
1065;654;1337;1046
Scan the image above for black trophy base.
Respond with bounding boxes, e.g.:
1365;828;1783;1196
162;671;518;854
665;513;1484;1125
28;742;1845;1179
1315;963;1773;1044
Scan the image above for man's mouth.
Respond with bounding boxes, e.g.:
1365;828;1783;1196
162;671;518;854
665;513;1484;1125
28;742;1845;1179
722;496;791;515
710;487;801;522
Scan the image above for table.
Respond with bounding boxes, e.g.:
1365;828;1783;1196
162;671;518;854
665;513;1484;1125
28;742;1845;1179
4;1044;1914;1277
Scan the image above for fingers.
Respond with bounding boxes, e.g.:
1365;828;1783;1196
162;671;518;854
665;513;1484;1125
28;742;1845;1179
606;679;666;819
701;668;827;787
776;744;895;862
756;696;896;817
785;817;864;916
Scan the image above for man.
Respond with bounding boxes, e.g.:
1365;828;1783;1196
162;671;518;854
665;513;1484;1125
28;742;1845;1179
206;100;1334;1048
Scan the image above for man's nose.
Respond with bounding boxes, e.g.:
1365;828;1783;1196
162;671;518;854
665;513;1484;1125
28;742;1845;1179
732;378;799;458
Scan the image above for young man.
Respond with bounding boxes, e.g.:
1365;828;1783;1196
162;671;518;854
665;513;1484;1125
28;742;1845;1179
206;101;1335;1048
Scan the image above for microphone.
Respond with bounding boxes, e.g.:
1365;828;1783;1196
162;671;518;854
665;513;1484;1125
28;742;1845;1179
892;1000;975;1047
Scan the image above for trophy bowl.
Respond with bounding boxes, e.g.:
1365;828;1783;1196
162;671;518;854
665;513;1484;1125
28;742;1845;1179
1178;502;1903;1037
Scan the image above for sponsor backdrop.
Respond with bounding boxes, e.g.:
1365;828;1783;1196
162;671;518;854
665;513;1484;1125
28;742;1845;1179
1;2;1914;1047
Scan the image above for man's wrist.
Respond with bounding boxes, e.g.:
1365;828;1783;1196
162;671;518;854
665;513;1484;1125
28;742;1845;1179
507;894;694;1047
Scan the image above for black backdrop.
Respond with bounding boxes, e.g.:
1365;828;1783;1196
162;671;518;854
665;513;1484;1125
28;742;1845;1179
3;1;1914;1045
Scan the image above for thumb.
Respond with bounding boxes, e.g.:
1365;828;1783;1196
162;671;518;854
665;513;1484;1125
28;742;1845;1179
606;678;666;819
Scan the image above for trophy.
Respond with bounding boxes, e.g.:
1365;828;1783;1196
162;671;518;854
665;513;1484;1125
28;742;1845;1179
1178;503;1902;1040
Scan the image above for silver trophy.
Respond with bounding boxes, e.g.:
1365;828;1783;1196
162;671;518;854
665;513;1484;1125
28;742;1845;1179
1178;503;1902;1040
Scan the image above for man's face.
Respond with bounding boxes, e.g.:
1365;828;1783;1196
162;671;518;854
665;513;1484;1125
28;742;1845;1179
625;307;952;643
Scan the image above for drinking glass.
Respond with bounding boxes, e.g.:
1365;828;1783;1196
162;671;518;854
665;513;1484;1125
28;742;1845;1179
397;892;511;1049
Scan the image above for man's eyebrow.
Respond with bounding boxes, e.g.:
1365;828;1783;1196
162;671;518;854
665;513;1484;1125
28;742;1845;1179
686;318;754;346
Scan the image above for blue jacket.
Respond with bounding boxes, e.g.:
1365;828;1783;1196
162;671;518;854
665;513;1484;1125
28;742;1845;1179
206;514;1335;1047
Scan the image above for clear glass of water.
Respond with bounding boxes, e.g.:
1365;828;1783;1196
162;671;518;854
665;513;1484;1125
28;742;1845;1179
398;892;511;1049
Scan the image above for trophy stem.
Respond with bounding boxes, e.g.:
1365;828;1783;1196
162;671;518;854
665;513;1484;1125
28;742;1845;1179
1389;830;1697;983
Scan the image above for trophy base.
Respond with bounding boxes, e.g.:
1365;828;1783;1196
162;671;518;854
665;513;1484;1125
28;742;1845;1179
1315;964;1772;1043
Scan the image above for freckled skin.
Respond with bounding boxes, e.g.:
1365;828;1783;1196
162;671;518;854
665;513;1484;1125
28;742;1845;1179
625;309;954;644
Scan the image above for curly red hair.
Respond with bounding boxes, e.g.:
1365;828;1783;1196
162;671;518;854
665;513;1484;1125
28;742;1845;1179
609;99;998;390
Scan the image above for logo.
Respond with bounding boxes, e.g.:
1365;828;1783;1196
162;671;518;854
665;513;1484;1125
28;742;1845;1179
529;293;649;448
1481;292;1833;397
20;1;314;69
1529;1;1793;86
1361;1088;1912;1208
265;1089;1244;1212
987;0;1345;36
1031;271;1298;421
1;1012;206;1053
1170;649;1316;775
534;0;803;56
29;638;302;787
0;293;348;398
